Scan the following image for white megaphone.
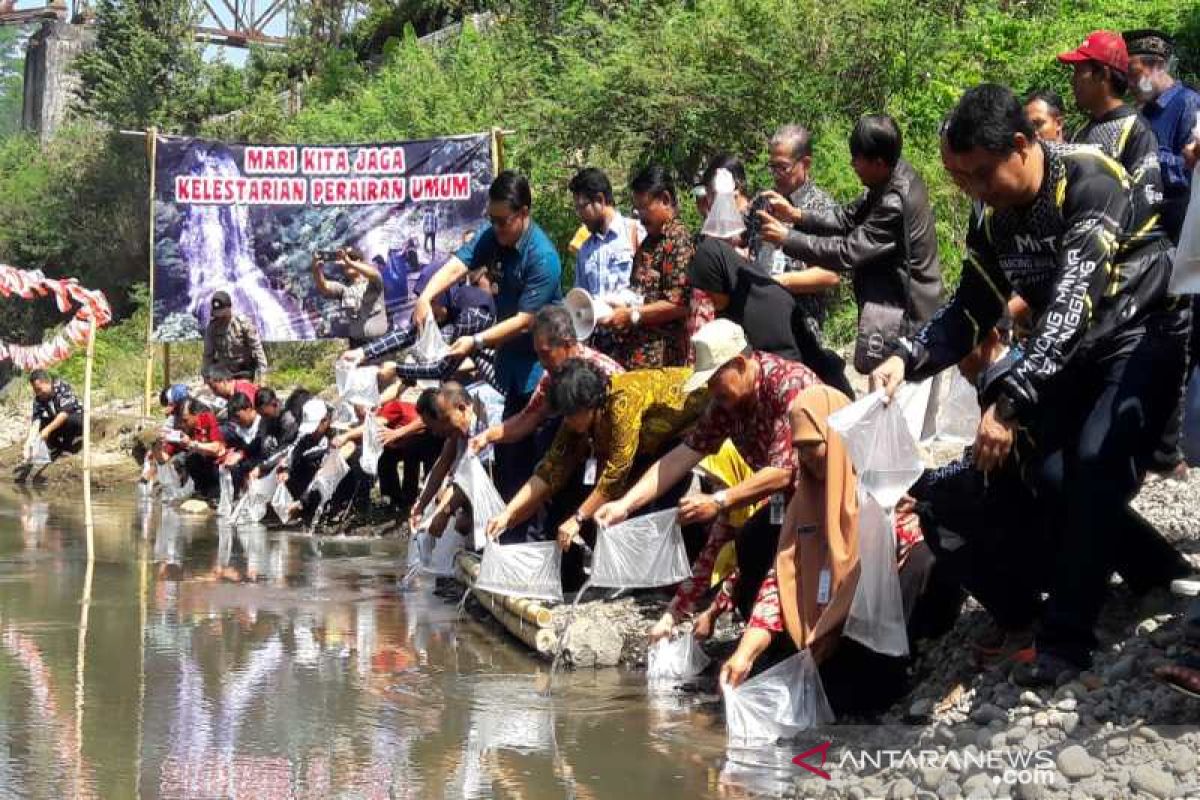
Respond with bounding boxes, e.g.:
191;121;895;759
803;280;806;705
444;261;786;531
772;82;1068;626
564;288;613;341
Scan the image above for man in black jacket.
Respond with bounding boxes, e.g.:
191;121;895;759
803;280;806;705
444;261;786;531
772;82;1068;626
757;114;944;375
872;84;1186;686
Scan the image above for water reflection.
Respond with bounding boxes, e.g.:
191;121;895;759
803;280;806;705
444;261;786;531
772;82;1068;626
0;488;747;799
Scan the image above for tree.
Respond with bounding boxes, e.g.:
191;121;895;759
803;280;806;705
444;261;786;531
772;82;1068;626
0;25;25;137
73;0;206;131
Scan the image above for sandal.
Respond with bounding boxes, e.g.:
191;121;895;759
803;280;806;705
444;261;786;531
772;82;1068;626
974;628;1035;668
1154;653;1200;700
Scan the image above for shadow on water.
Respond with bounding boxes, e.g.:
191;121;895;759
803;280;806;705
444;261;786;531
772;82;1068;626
0;484;811;799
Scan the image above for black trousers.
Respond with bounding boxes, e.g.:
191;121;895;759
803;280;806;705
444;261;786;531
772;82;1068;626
377;433;442;509
1030;319;1188;667
36;412;83;457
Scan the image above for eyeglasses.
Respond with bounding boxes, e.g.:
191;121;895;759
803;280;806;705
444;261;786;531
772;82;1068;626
767;160;796;173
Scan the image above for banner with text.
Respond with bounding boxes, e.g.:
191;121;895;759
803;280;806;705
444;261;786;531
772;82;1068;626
152;133;493;342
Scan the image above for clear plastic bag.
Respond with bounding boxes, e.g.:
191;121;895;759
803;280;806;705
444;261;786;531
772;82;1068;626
411;318;450;364
722;650;834;745
475;541;563;603
592;509;692;589
423;530;466;576
452;453;505;550
311;449;350;505
360;413;383;477
240;470;278;524
843;491;909;657
933;370;981;444
340;366;380;408
1169;138;1200;294
647;633;711;681
270;480;295;524
157;459;194;503
332;400;358;428
217;466;235;517
23;431;50;465
827;390;923;509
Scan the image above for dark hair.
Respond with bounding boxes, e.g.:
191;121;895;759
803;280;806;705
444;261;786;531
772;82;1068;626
417;382;470;422
1086;61;1129;96
28;369;50;384
769;124;814;161
629;164;677;205
255;387;279;411
227;391;254;416
284;387;311;421
205;365;233;383
943;84;1035;155
415;387;441;421
159;387;171;406
1024;89;1065;118
548;359;609;417
700;152;748;195
489;170;532;212
532;305;577;348
568;167;614;205
849;115;903;167
184;398;208;417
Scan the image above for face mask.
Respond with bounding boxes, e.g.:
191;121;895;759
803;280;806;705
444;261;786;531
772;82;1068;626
1137;76;1155;97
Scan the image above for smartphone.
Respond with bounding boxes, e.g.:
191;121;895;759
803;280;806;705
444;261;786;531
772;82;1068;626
315;249;339;261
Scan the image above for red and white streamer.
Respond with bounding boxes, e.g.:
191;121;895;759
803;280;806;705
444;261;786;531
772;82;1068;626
0;264;113;371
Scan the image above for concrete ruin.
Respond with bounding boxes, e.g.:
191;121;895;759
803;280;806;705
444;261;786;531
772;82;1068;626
21;19;94;140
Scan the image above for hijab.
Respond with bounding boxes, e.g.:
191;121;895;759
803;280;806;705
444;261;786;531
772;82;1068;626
774;384;860;659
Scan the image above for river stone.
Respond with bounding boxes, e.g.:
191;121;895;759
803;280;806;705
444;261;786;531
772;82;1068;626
563;618;622;667
1007;726;1029;744
846;787;868;800
1013;781;1045;800
1019;690;1044;708
1105;656;1136;682
1054;697;1077;712
1131;764;1176;798
888;778;918;799
937;779;963;799
909;697;935;719
1060;712;1080;735
1137;726;1162;742
1106;737;1129;756
920;766;947;789
1033;712;1050;727
973;704;1007;725
1170;746;1197;775
961;774;993;795
179;498;211;514
1056;746;1096;780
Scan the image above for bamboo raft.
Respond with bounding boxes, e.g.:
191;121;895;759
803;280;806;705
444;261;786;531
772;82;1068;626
453;551;560;656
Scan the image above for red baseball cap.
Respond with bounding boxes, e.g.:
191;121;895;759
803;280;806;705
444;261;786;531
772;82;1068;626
1057;30;1128;74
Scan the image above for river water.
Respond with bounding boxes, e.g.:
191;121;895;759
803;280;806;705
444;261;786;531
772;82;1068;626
0;486;799;799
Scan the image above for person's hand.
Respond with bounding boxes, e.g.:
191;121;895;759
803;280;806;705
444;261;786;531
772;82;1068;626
469;426;499;455
429;508;450;538
757;190;799;222
648;611;676;643
895;494;916;515
557;515;581;552
485;510;510;541
756;210;790;245
225;451;243;466
342;348;365;366
594;500;629;527
447;336;475;359
249;467;260;481
331;433;348;448
692;607;717;641
1184;140;1199;172
719;648;755;689
311;252;323;271
679;493;721;525
412;297;433;328
870;355;907;400
974;404;1015;472
409;500;426;532
601;306;633;329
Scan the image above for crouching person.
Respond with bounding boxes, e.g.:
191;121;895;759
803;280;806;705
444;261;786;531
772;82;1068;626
595;319;821;638
486;361;709;586
16;370;85;481
719;385;942;717
409;383;492;543
278;399;358;526
163;399;226;498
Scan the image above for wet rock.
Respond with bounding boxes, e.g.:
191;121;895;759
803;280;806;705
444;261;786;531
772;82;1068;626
562;617;622;667
1033;712;1050;728
1054;698;1076;712
908;698;934;720
888;778;917;799
1056;746;1096;780
973;704;1007;725
1131;764;1176;799
937;779;963;799
1105;737;1128;756
961;774;993;795
1013;781;1045;800
1019;690;1044;708
1059;713;1080;735
920;766;947;789
1137;725;1162;742
1007;726;1029;744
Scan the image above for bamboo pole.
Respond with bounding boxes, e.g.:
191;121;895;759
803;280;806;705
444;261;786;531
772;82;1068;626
453;558;558;655
142;127;158;419
454;552;555;628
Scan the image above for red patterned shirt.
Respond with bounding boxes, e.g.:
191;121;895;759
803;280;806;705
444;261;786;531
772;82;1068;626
684;351;819;471
617;217;695;368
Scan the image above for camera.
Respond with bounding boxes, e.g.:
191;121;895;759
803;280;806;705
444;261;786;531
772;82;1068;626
315;249;339;262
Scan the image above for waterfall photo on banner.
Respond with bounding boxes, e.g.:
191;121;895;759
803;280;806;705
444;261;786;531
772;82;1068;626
151;133;494;341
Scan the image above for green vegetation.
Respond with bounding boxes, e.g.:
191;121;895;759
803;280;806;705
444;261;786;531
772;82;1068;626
3;0;1200;403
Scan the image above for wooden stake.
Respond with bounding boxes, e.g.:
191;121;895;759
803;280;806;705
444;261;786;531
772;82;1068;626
143;127;159;419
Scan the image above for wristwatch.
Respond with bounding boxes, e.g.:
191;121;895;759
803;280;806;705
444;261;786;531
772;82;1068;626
712;490;728;510
994;393;1018;424
630;308;642;326
573;511;587;526
472;333;486;350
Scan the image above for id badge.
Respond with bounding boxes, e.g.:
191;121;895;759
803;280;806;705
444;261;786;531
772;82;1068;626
770;249;787;276
816;568;832;605
583;457;598;486
769;492;785;525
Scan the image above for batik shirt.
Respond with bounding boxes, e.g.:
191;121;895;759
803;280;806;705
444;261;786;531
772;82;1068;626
617;217;695;368
684;351;820;472
31;379;81;424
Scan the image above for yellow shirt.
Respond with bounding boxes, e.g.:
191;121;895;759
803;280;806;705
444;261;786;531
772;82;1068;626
534;368;709;498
